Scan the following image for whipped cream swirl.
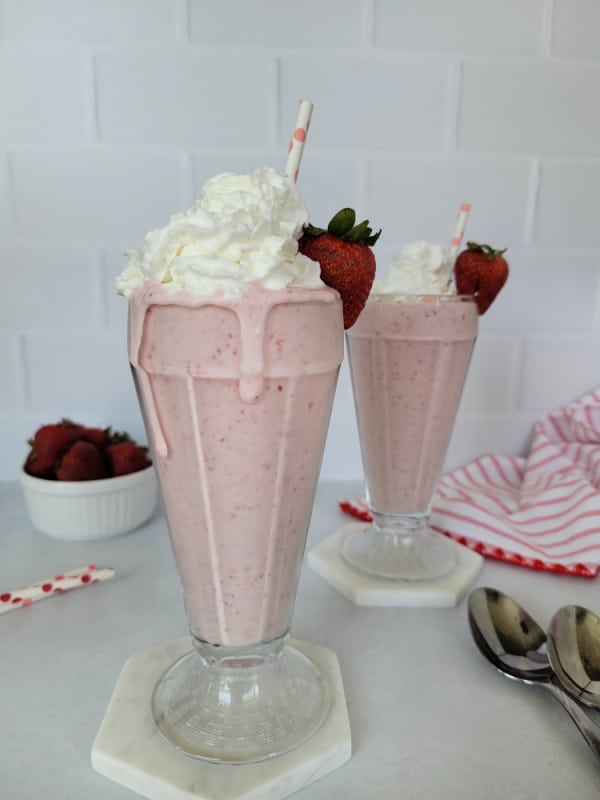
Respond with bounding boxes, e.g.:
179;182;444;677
372;241;453;296
116;167;322;298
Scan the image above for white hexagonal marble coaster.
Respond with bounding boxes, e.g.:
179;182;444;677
91;637;351;800
307;522;483;607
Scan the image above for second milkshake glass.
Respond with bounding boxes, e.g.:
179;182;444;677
343;293;477;580
129;284;343;762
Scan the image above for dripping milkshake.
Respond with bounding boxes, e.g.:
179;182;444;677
343;242;478;580
117;167;343;760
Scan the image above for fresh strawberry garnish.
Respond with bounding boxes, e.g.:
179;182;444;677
299;208;380;328
454;241;509;315
55;441;108;481
105;441;151;477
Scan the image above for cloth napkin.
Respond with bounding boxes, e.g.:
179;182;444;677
341;388;600;578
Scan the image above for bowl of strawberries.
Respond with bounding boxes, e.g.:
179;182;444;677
20;419;158;540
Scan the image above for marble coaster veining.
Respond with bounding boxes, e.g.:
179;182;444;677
307;523;483;607
91;637;351;800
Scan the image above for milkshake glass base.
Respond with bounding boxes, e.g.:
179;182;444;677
151;638;330;763
341;514;457;581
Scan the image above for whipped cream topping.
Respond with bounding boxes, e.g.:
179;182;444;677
371;241;454;296
116;167;323;298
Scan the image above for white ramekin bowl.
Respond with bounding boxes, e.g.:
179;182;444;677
20;465;158;540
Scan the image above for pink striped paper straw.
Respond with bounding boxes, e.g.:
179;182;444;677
0;564;115;616
284;99;314;183
444;202;471;269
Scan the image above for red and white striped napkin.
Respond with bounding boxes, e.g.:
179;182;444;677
341;388;600;578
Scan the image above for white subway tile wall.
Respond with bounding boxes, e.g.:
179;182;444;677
10;149;185;239
458;61;600;156
0;49;88;141
535;160;600;247
373;0;545;56
367;156;531;245
96;51;272;144
189;0;364;48
552;0;600;59
1;0;179;41
1;0;599;480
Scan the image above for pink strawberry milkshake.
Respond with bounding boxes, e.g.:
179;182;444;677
128;282;341;646
342;241;478;581
118;168;343;647
347;293;477;516
348;241;478;518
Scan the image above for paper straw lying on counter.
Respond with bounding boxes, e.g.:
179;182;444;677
284;98;314;182
0;564;115;615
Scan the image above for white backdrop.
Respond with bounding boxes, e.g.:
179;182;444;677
1;0;599;480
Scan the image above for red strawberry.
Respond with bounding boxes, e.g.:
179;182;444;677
32;421;80;458
80;426;110;449
24;421;81;477
454;242;509;315
105;441;150;477
55;441;108;481
299;208;380;328
24;448;58;479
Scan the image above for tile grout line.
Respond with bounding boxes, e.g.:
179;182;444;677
83;50;99;142
5;149;18;237
268;56;281;149
180;151;195;209
16;333;30;412
590;264;600;335
523;158;540;246
360;0;375;50
443;60;462;153
175;0;190;41
93;248;108;328
540;0;554;57
356;157;368;222
508;336;527;414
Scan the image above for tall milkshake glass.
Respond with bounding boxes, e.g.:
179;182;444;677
342;293;477;580
128;282;343;761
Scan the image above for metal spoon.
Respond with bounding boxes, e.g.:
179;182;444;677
468;587;600;760
548;604;600;709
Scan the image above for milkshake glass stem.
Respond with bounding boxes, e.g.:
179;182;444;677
152;635;330;763
341;508;456;580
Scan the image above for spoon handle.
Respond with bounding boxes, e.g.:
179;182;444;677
543;680;600;760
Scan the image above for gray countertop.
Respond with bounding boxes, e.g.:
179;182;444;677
1;479;599;798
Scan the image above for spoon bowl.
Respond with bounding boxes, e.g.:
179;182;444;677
468;586;552;683
468;587;600;760
548;604;600;709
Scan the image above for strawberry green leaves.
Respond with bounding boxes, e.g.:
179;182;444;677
304;208;381;247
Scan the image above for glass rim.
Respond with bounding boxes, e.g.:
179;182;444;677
367;292;476;303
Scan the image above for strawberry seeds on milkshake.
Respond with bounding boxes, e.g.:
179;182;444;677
117;162;347;762
343;233;508;581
